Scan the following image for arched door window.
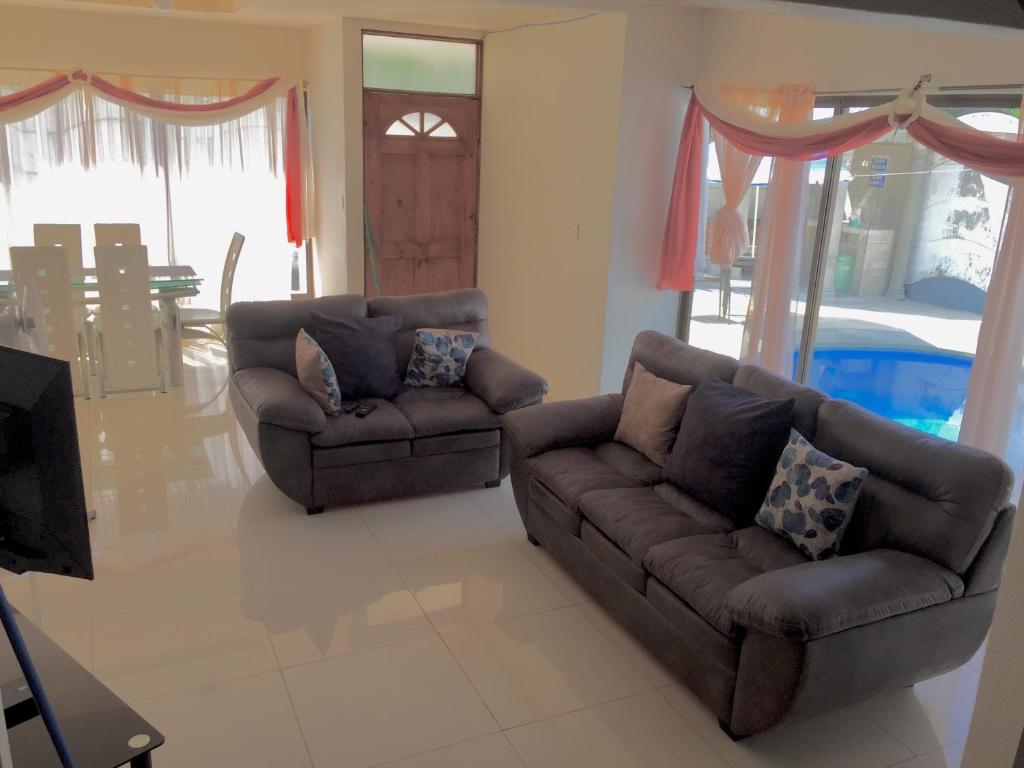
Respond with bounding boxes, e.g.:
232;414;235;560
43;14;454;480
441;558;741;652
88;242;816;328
385;112;458;138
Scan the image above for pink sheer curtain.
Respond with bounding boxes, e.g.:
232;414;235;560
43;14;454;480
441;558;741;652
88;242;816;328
740;84;814;377
660;83;1024;464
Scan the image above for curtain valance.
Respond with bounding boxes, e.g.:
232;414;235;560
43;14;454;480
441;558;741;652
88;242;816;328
0;70;311;245
659;83;1024;291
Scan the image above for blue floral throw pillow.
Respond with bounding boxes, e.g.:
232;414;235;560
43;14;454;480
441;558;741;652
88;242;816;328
404;328;479;387
295;328;342;415
756;429;868;560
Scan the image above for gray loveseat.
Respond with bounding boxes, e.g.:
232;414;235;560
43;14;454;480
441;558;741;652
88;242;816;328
505;330;1015;737
227;289;548;512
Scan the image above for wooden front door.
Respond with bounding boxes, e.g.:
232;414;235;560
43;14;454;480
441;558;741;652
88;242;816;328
363;91;480;297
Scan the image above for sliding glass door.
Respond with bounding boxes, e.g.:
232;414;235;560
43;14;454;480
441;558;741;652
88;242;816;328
689;94;1022;457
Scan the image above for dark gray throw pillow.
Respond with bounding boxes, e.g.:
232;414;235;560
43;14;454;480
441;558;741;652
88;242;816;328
308;312;402;401
663;376;795;526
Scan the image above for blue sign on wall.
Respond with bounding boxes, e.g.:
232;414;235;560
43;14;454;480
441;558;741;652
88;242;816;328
869;155;889;188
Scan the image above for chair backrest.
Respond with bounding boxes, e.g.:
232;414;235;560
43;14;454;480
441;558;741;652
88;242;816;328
220;232;245;315
367;288;492;371
9;246;76;363
95;223;142;247
33;224;84;271
94;245;159;390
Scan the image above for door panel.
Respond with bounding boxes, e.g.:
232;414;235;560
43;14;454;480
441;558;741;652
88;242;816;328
364;91;480;297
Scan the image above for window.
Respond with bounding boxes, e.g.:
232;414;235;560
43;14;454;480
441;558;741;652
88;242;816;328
385;112;458;138
686;94;1024;473
363;33;478;95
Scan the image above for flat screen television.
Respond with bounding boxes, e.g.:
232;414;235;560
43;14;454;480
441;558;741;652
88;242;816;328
0;345;92;580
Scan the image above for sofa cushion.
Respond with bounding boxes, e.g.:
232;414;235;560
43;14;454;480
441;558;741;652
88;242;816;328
651;483;737;532
412;430;500;457
591;442;664;485
622;330;738;394
526;447;648;514
309;313;403;400
313;440;411;468
756;429;868;560
614;362;691;466
310;399;414;447
581;521;648;593
580;486;730;564
392;387;501;438
643;527;808;638
295;328;342;416
663;377;795;526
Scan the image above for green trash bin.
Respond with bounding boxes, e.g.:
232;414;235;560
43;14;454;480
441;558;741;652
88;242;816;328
834;252;855;294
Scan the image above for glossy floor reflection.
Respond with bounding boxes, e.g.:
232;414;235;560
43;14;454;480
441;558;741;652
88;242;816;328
0;343;986;767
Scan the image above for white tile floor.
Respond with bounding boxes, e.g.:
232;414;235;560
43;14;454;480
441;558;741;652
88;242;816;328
1;345;986;767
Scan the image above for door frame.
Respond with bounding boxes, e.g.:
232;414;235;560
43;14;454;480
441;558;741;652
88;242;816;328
360;30;484;297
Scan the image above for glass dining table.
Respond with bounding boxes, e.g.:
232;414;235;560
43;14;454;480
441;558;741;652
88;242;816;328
0;265;203;387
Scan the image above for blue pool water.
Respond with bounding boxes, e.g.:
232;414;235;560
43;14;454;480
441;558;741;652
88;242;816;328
801;348;973;441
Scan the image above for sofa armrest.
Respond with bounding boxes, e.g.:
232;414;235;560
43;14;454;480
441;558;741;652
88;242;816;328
503;394;624;459
464;347;549;414
724;549;965;642
232;367;326;434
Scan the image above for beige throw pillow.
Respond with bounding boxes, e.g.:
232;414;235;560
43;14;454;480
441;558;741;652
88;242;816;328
614;362;692;466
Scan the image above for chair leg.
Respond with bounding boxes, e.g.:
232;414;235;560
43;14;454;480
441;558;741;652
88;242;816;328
86;320;99;376
155;328;169;394
96;330;108;398
76;331;91;400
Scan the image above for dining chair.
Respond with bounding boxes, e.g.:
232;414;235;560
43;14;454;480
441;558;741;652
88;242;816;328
91;245;169;396
34;224;84;270
94;223;142;247
9;245;91;397
180;232;245;342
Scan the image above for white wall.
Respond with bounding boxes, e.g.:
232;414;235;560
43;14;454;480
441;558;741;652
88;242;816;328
0;5;307;81
599;4;702;393
477;12;627;401
697;7;1024;91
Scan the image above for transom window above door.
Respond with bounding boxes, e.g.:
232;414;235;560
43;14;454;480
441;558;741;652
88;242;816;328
385;112;458;138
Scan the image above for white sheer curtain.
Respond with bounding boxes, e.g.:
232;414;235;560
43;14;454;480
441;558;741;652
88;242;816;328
0;69;292;303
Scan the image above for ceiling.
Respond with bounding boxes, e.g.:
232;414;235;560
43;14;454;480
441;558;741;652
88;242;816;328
2;0;1022;33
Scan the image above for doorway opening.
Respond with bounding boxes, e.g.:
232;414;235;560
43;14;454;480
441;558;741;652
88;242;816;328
362;32;482;297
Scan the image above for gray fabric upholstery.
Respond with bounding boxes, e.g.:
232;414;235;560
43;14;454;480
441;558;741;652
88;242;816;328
313;447;498;506
503;394;624;459
464;347;549;414
733;364;827;441
815;399;1014;574
226;294;367;374
642;528;808;638
313;441;410;468
227;289;542;511
622;330;737;393
725;550;965;642
233;368;327;434
507;330;1017;737
580;486;727;563
393;387;501;437
413;430;500;457
368;288;491;371
592;442;663;485
526;447;647;512
310;399;414;447
581;521;648;593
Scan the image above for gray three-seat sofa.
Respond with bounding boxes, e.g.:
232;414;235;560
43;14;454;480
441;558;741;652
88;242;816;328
504;330;1016;737
226;289;548;512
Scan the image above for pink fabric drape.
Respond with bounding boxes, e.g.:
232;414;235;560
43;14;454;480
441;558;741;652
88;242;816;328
658;97;705;291
709;136;762;267
0;70;306;246
740;85;814;377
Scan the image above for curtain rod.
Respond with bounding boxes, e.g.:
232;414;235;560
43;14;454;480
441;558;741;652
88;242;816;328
681;83;1024;95
0;64;269;84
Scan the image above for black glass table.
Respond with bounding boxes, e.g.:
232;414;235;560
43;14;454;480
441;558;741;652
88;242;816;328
1;607;163;767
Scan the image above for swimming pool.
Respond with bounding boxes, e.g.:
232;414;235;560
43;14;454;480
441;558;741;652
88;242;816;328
800;347;973;441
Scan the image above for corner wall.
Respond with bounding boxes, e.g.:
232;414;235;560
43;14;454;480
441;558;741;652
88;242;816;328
599;4;702;393
477;13;627;401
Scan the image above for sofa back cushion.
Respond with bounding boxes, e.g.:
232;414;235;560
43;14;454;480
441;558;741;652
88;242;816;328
814;399;1014;574
368;289;491;371
734;364;827;442
622;331;738;396
226;294;368;374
